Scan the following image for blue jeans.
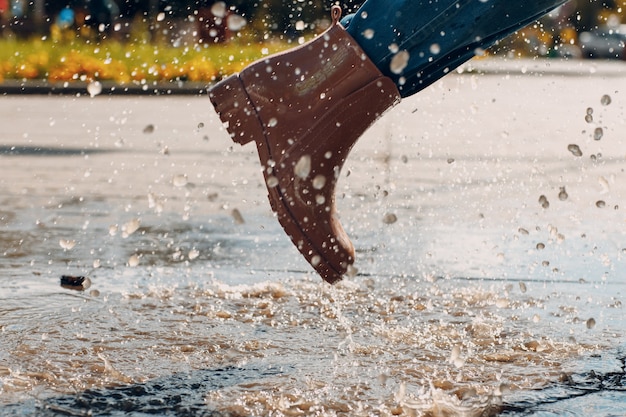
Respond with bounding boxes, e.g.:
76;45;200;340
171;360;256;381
342;0;568;98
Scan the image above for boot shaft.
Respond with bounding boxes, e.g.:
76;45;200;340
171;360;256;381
239;10;389;163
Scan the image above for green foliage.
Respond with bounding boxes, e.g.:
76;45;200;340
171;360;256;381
0;35;289;83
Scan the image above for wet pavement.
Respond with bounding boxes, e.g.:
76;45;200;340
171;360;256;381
1;58;625;416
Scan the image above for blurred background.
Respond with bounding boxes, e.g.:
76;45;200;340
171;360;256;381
0;0;625;84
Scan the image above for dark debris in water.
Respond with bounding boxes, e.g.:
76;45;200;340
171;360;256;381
501;353;626;415
60;275;91;291
29;365;286;417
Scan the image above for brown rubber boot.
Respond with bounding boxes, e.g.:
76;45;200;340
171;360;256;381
209;6;401;283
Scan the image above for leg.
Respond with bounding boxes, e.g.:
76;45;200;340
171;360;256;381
343;0;569;97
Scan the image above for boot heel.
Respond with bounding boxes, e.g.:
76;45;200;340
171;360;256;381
209;74;264;146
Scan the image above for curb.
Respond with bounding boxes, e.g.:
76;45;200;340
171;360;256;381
0;80;210;96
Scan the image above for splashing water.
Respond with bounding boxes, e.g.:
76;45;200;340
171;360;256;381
567;144;583;157
87;81;102;97
593;127;604;141
294;155;311;179
227;14;247;32
390;50;410;75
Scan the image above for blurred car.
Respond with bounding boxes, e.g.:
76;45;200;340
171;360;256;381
578;26;626;60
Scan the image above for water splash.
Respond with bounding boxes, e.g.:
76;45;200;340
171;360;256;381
567;144;583;157
390;50;410;75
87;81;102;98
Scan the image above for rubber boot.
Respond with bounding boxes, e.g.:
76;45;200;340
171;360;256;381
209;6;401;283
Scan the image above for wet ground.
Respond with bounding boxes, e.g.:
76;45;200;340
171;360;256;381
1;58;625;416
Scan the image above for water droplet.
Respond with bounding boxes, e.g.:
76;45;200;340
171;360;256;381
388;43;399;53
143;124;155;134
593;127;603;141
315;195;326;205
109;225;118;236
312;175;326;190
538;195;549;209
59;239;76;250
295;20;305;31
346;265;358;278
197;122;205;129
231;208;245;224
495;298;509;308
122;218;141;238
266;176;279;188
600;94;611;106
210;1;226;18
536;243;545;250
390;50;409;75
128;254;140;267
87;81;102;97
362;28;374;39
449;345;461;364
567;144;582;157
585;114;593;123
156;12;165;22
294;155;311;179
596;200;606;208
519;282;527;293
382;213;398;224
518;228;529;235
93;259;101;269
586;107;594;115
227;14;247;31
172;174;188;187
558;187;568;201
311;255;321;267
598;176;609;193
267;117;278;127
188;249;200;260
429;43;441;55
586;318;596;329
216;310;231;319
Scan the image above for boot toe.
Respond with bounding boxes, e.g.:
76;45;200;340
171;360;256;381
267;176;354;284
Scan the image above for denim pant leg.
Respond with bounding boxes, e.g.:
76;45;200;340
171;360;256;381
342;0;568;98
